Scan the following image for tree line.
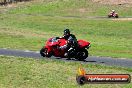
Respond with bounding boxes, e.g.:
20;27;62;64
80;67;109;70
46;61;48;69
0;0;31;5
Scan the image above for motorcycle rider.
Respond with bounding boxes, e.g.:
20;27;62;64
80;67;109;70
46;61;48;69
110;10;115;15
59;29;78;59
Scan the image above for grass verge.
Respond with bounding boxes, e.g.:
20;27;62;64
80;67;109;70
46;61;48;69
0;56;132;88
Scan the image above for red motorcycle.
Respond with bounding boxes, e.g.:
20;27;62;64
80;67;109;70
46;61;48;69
108;12;119;18
40;37;90;61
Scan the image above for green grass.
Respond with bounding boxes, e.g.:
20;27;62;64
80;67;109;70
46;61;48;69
0;0;132;58
7;0;132;17
0;56;132;88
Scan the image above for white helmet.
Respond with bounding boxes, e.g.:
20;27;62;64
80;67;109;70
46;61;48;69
112;10;115;12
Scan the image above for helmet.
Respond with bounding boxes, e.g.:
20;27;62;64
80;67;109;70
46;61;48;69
112;10;115;12
64;29;70;36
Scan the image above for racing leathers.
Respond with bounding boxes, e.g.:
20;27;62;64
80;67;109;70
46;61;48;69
59;34;78;58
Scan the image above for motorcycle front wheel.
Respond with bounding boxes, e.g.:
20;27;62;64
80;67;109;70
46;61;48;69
40;48;45;57
40;48;53;58
108;15;111;18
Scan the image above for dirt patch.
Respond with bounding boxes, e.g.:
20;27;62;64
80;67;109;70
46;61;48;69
112;18;132;21
0;28;51;38
92;0;132;5
78;8;87;13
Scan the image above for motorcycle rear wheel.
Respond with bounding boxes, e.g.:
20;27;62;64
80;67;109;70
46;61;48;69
75;49;88;61
115;15;118;18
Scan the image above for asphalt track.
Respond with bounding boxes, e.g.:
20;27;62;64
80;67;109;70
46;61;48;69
0;48;132;68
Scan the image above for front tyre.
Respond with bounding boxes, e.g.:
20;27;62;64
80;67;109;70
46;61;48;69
108;15;111;18
40;48;45;57
40;48;53;58
43;48;53;58
46;51;53;58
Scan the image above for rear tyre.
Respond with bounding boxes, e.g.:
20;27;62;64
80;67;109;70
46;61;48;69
40;48;45;57
115;15;119;18
76;49;88;61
